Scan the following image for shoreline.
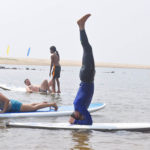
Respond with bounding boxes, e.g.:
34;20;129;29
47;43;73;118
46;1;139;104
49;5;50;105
0;57;150;69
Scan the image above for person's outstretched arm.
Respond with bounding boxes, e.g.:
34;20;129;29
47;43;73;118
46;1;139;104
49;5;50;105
26;87;32;93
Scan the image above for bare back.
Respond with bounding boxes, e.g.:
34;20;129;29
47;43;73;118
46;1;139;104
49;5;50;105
51;53;60;66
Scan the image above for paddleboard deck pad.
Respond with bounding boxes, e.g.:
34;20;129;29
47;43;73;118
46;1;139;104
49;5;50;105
0;102;105;118
6;122;150;132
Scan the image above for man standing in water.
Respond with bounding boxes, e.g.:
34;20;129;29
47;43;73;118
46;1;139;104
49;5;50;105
69;14;95;125
49;46;61;93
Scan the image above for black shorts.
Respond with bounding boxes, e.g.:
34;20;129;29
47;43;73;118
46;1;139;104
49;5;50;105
39;88;47;93
52;66;61;79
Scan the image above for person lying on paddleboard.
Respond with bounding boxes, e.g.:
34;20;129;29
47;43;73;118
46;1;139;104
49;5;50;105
69;14;95;125
0;92;58;113
24;78;52;93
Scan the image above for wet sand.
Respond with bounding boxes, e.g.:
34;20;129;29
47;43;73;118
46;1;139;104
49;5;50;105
0;57;150;69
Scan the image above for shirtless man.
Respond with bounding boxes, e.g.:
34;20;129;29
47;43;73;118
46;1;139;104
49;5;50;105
24;79;51;93
69;14;95;125
49;46;61;93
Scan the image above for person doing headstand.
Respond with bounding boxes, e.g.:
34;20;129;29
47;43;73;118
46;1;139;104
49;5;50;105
69;14;95;125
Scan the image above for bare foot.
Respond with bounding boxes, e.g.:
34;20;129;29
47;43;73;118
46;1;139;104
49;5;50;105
51;103;58;111
48;89;52;93
51;90;56;93
51;92;55;95
56;90;61;93
77;14;91;30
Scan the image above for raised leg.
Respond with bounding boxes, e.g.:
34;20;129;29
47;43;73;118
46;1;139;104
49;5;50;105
40;80;51;92
77;14;95;83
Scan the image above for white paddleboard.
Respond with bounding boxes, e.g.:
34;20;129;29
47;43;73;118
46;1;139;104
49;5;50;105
6;122;150;132
0;102;105;118
0;85;26;92
0;85;11;91
0;85;57;94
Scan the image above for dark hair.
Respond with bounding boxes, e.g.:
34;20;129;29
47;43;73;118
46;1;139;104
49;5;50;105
50;46;56;52
70;112;84;120
24;78;28;84
50;46;60;60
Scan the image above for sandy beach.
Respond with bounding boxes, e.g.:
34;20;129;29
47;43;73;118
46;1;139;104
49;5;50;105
0;57;150;69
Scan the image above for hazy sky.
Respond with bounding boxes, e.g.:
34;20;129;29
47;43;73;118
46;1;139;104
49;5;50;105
0;0;150;65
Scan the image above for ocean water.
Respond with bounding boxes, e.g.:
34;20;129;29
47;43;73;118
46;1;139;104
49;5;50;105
0;64;150;150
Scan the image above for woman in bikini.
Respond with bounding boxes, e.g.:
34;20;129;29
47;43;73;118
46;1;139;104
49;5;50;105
0;92;58;113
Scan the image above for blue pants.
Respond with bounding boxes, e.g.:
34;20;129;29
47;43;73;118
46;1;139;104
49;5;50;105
79;30;95;83
73;30;95;125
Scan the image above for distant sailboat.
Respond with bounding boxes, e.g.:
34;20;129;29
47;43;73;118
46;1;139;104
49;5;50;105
6;45;10;56
27;47;31;56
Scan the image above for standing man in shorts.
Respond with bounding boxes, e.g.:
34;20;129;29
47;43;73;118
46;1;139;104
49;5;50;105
49;46;61;93
69;14;95;125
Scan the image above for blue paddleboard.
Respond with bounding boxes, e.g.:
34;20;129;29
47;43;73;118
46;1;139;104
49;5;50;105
0;102;105;118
